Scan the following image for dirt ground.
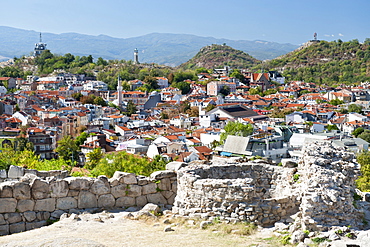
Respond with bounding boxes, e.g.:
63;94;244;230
0;211;281;247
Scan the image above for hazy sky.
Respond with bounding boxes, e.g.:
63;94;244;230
2;0;369;45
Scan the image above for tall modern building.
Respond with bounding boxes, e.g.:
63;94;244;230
134;48;139;64
34;33;47;56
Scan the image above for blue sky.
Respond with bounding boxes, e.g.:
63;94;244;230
2;0;370;45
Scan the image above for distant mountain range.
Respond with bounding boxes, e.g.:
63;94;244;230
0;26;299;66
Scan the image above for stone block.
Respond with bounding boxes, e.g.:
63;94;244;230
111;184;127;198
0;198;17;213
136;195;148;207
166;161;186;171
50;180;69;198
78;191;97;209
67;190;80;197
112;171;137;184
91;179;110;195
26;221;46;231
137;178;148;186
0;224;9;236
8;165;24;179
167;193;176;205
36;212;50;221
0;170;7;179
36;171;49;178
23;211;37;222
147;193;167;205
65;177;92;190
115;197;135;207
171;181;177;192
13;182;31;200
31;178;50;200
9;222;25;234
24;169;38;176
161;191;174;200
51;210;66;219
34;198;56;212
126;185;141;197
0;183;13;198
142;183;157;195
150;170;176;180
17;199;35;212
0;214;5;225
98;194;115;208
56;197;78;210
158;178;171;191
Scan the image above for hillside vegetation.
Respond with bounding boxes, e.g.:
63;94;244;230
179;44;261;70
260;39;370;85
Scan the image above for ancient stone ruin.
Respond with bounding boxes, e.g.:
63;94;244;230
173;141;365;231
0;141;367;237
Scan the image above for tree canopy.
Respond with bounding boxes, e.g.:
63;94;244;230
220;122;254;143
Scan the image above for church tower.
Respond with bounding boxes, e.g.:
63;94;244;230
34;33;47;56
117;76;122;107
133;48;139;64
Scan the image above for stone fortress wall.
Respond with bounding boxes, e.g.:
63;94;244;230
0;141;366;236
0;166;176;236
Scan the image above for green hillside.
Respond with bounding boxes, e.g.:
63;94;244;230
260;39;370;85
179;44;261;70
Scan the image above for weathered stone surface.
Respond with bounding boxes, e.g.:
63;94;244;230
65;177;92;190
150;170;176;180
6;213;21;224
36;212;50;221
126;185;141;197
0;183;13;198
0;224;9;236
31;178;50;199
136;195;148;207
24;169;38;176
166;161;186;171
161;191;174;200
56;197;78;210
16;199;35;212
111;184;128;198
78;191;97;209
0;214;5;225
141;203;160;214
8;165;24;179
9;222;25;234
98;194;115;208
25;221;46;231
116;197;135;207
142;183;157;195
51;210;66;219
137;177;148;186
112;171;137;184
91;179;110;195
0;198;17;213
23;211;37;222
67;190;79;197
158;178;171;191
0;170;7;179
34;198;56;212
50;180;69;198
147;193;167;205
13;182;31;200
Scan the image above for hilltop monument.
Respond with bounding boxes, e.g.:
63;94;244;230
34;33;47;56
134;48;139;64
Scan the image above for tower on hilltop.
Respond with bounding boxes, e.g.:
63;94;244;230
34;33;47;56
117;75;122;107
133;48;139;64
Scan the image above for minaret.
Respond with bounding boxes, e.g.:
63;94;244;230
133;48;139;64
117;76;122;107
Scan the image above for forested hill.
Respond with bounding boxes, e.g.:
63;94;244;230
179;44;261;70
260;39;370;85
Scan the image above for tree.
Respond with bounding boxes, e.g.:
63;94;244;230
358;130;370;143
220;122;254;143
143;76;159;90
75;132;88;147
96;57;108;66
55;136;79;165
93;96;107;106
205;104;216;112
348;104;363;114
356;151;370;191
352;127;365;137
329;99;344;106
326;124;338;131
72;92;83;101
219;85;230;96
172;81;191;94
126;101;137;116
229;69;245;82
85;148;103;170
